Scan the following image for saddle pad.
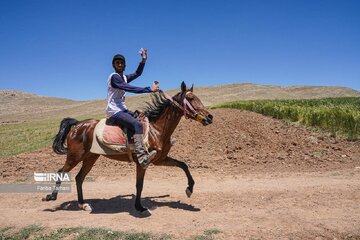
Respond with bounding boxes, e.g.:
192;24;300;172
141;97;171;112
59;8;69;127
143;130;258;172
90;116;150;155
93;118;127;152
103;124;127;145
91;119;130;154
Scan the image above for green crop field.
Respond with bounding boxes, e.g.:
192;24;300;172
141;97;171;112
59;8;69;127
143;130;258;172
213;97;360;140
0;114;103;157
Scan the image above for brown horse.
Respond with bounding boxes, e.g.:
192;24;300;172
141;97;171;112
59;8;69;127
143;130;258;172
43;82;213;214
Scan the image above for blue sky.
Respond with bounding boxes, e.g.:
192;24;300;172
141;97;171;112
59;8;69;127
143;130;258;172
0;0;359;100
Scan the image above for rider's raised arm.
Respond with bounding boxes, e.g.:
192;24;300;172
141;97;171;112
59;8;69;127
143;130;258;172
126;61;145;83
111;73;152;94
127;48;147;83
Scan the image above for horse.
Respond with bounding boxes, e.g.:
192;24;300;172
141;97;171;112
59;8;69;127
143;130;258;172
43;82;213;214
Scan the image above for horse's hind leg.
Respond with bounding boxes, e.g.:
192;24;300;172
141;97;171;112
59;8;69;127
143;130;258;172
42;153;80;201
153;156;195;198
75;153;99;211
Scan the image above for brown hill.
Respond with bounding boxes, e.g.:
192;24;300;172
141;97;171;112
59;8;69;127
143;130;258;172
1;83;359;123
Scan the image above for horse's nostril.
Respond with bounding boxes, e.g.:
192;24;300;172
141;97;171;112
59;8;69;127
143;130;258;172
208;114;213;120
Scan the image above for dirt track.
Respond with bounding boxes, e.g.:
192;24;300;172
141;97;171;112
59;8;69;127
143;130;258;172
1;109;360;239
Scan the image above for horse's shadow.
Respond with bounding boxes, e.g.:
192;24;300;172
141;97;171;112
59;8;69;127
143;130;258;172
43;194;200;217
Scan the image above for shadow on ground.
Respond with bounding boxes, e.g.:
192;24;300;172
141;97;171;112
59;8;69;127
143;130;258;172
43;194;200;217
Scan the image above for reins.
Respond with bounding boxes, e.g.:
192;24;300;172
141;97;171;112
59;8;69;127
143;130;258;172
160;90;198;120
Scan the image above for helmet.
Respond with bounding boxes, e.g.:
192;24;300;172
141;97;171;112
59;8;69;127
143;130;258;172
112;54;126;65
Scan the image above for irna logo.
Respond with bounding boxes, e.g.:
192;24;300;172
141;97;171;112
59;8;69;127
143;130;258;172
34;172;71;182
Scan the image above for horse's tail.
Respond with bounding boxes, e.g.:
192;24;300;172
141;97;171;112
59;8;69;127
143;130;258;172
52;118;79;154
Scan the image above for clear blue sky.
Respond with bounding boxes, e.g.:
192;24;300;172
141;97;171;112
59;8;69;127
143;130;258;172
0;0;359;100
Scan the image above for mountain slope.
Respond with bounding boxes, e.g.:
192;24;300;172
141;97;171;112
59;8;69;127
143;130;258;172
1;83;359;123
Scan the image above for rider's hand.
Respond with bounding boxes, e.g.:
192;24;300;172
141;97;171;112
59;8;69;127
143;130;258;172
152;81;159;92
139;48;147;62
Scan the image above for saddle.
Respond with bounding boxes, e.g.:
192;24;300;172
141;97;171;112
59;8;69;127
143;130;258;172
90;112;150;156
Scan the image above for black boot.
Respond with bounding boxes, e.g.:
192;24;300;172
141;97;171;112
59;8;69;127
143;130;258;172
133;134;157;169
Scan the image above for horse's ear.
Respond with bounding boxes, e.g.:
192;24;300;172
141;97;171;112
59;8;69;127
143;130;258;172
189;84;194;92
181;81;187;93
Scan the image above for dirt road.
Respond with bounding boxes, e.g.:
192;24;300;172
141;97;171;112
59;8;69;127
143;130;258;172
1;109;360;239
1;169;359;239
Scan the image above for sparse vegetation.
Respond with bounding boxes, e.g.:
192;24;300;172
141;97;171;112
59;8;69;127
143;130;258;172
0;225;44;240
0;226;171;240
0;226;223;240
203;229;222;236
191;229;222;240
213;97;360;140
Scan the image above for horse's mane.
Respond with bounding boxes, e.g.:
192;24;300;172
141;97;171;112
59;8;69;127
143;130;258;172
143;92;173;122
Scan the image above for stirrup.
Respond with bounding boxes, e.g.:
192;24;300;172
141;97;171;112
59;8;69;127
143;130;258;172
139;150;157;169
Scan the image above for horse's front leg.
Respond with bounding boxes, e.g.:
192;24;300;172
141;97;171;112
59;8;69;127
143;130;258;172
153;156;195;197
135;164;151;215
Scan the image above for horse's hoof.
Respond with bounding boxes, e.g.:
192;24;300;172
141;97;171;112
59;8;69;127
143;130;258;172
42;194;54;201
139;208;152;217
78;203;92;212
186;188;192;198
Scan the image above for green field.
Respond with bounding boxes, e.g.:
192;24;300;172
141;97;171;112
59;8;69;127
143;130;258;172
0;114;103;157
0;120;58;157
213;97;360;140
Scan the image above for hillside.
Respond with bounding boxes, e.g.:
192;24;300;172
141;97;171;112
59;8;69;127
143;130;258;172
1;83;359;123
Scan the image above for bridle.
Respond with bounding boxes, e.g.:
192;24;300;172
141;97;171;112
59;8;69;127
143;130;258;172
161;90;204;122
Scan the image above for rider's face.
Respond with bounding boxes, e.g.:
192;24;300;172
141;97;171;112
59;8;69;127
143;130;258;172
114;59;125;72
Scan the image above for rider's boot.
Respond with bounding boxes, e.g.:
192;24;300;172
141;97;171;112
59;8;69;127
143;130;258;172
133;134;157;169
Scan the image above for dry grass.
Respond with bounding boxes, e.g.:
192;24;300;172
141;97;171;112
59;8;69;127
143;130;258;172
1;83;359;123
1;84;359;157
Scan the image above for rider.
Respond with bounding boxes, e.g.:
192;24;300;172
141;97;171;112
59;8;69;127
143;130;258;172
106;48;159;169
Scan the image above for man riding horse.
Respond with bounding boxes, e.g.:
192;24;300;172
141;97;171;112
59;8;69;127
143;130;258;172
44;49;214;213
106;48;159;169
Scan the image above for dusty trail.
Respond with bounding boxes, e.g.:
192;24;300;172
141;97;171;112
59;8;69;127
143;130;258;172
1;169;359;239
1;109;360;239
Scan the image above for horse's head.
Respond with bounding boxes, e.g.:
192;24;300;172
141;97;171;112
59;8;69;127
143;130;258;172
172;82;213;126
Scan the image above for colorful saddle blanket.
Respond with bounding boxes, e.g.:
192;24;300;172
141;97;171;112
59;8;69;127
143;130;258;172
103;124;127;146
90;113;150;155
